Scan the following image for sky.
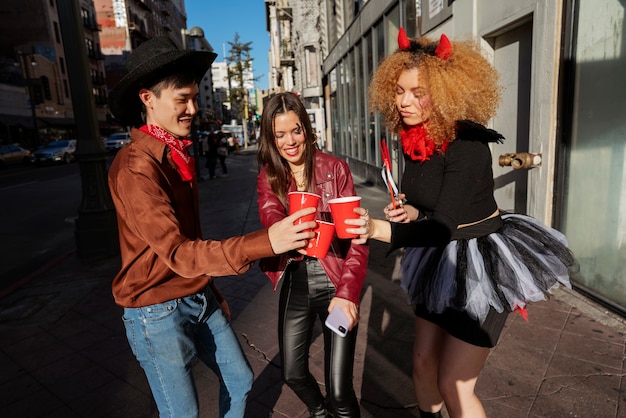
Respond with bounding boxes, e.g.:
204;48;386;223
185;0;271;90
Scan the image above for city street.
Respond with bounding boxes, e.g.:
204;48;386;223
0;148;625;417
0;161;83;293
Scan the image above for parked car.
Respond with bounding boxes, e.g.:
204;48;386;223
0;144;32;167
103;132;131;152
32;139;77;164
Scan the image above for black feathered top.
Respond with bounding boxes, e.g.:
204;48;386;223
390;120;504;251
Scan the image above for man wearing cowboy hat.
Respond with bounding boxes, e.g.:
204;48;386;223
107;36;316;417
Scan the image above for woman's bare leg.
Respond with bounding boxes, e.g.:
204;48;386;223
437;333;490;418
412;317;445;413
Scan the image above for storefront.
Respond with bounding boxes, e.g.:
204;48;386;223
322;0;626;315
558;0;626;314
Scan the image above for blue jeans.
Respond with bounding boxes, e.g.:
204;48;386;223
122;288;253;418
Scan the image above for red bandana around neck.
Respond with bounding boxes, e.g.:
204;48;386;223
140;124;195;182
400;124;448;162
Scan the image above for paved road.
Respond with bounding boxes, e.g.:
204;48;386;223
0;162;81;290
1;147;625;417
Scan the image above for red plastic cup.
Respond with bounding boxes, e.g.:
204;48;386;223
328;196;362;239
306;221;335;258
288;191;321;226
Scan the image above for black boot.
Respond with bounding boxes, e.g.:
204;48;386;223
419;409;442;418
309;404;328;418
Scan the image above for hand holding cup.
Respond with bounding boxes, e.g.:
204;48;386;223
328;196;362;239
268;207;316;254
345;207;392;244
344;207;370;245
288;192;321;230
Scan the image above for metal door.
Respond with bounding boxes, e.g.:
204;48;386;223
491;20;533;214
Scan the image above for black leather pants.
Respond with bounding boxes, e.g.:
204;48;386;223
279;258;360;417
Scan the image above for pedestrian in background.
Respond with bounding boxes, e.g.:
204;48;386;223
217;132;229;176
347;29;576;418
107;37;316;418
205;131;219;179
256;92;368;417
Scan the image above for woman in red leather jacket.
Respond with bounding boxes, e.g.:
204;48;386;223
257;92;368;417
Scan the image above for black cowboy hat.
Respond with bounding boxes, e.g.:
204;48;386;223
109;36;217;127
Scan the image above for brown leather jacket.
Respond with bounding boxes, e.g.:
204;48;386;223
109;128;275;308
256;150;368;305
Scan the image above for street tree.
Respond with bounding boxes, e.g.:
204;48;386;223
225;33;258;121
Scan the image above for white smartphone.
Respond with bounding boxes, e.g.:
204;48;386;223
325;306;350;337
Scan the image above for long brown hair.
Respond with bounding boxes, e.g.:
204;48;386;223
257;92;318;206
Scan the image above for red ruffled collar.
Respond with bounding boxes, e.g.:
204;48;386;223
400;124;448;162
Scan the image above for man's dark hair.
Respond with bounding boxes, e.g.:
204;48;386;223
147;72;200;97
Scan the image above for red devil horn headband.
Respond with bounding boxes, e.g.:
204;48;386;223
397;28;452;61
435;34;452;60
398;27;411;50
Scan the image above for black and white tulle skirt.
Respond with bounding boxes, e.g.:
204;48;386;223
400;213;577;324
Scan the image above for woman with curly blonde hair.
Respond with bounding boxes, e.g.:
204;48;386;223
369;35;500;144
347;29;576;418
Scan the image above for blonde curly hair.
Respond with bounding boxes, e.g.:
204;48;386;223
369;35;501;145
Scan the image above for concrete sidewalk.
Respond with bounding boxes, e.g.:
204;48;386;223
0;147;624;417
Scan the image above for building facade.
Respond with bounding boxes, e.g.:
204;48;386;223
266;0;626;315
265;0;296;93
0;0;109;147
211;62;230;123
94;0;188;128
95;0;187;54
80;0;110;135
186;36;217;131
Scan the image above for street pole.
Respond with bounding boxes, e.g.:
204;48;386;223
17;51;40;148
242;96;249;150
181;29;188;50
57;0;119;260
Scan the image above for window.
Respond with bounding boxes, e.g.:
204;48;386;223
304;46;319;88
41;76;51;100
561;0;626;311
85;39;95;58
363;31;376;164
53;22;60;43
81;7;89;26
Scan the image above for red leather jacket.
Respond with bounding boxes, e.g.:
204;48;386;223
257;150;369;305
